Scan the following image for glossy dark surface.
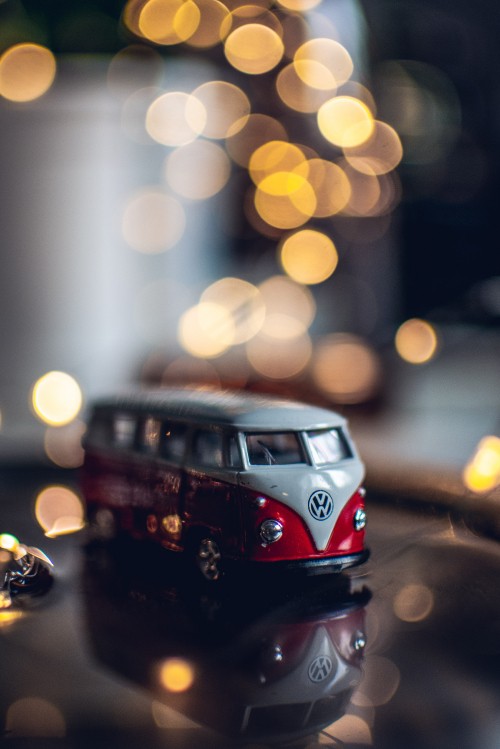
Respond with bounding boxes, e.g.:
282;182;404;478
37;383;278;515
2;469;500;748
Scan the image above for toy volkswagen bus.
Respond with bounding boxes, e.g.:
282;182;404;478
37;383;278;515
82;387;368;580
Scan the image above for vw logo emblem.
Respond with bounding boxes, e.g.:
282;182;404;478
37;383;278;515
308;655;334;683
308;490;333;521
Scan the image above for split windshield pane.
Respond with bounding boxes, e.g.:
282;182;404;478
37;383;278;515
306;428;352;465
245;432;306;466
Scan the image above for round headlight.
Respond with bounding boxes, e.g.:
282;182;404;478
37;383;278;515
259;519;283;545
353;508;366;531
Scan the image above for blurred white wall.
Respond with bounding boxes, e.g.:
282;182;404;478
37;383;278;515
0;56;230;457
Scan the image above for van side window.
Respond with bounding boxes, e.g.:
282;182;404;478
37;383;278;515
139;416;161;454
87;411;112;448
192;429;224;468
161;422;187;462
113;413;136;449
227;434;242;469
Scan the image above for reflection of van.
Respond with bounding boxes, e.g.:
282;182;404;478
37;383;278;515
83;542;369;743
82;387;368;580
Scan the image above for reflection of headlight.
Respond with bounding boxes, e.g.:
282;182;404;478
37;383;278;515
259;519;283;544
353;508;366;531
352;630;366;652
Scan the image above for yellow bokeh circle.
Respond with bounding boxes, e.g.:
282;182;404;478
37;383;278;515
31;371;83;427
317;96;374;148
395;319;438;364
0;43;56;102
224;24;284;75
280;229;338;284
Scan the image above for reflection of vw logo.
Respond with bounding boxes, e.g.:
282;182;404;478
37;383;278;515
308;655;333;683
308;490;333;521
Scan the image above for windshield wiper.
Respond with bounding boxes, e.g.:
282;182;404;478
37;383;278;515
257;440;277;465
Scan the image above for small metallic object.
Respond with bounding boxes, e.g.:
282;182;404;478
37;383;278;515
254;496;267;508
259;519;283;545
353;508;367;532
0;534;54;608
272;645;284;662
352;630;367;652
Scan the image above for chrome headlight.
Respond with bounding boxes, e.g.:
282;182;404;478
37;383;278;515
259;519;283;545
353;508;366;531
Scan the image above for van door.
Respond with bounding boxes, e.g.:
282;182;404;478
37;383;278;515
148;421;188;551
182;429;243;558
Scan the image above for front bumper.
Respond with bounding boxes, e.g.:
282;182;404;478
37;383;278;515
248;548;370;575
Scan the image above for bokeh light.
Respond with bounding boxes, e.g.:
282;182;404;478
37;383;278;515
159;657;195;692
247;332;312;379
280;229;338;284
294;38;353;90
340;162;401;217
324;715;372;745
6;698;66;738
281;13;311;59
393;583;434;623
226;114;288;167
184;0;231;48
0;43;56;103
243;187;283;238
276;63;333;114
165;140;231;199
254;180;316;229
44;421;86;468
395;319;438;365
0;610;24;626
318;96;375;148
276;0;321;11
138;0;201;45
224;24;284;75
35;485;85;537
344;120;403;176
354;655;400;707
122;189;186;253
123;0;148;37
0;533;19;553
463;436;500;494
200;277;265;343
31;371;83;427
192;81;250;138
258;274;316;331
312;334;381;403
178;302;235;357
146;91;206;146
249;140;305;184
307;158;351;216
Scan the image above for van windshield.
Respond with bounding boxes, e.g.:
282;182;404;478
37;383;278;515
245;432;306;466
306;428;352;465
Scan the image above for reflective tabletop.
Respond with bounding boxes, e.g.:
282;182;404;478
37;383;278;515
2;469;500;749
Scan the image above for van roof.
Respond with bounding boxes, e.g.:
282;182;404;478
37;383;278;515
92;387;346;431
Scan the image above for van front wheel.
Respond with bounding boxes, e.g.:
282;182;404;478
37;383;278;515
195;537;223;582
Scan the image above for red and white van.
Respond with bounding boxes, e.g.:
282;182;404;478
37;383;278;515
81;387;368;580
